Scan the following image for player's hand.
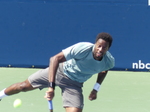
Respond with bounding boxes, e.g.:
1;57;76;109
88;90;97;101
45;87;55;100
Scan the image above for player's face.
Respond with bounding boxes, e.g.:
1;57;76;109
93;39;109;61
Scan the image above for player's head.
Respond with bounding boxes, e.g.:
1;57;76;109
95;32;113;48
93;32;113;61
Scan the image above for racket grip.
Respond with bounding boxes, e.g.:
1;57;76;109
48;100;53;112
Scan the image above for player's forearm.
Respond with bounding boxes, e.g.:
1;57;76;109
48;56;59;83
92;71;108;92
48;52;66;83
96;71;108;84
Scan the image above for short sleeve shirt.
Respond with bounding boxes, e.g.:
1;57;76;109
62;42;115;83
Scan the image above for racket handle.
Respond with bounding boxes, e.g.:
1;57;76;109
48;100;53;112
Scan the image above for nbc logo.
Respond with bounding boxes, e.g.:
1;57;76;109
132;60;150;69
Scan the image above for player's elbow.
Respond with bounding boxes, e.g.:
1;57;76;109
50;56;58;63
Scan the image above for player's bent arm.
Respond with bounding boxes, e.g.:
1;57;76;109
49;52;66;84
46;52;66;100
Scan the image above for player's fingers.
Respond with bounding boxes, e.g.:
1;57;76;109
89;97;93;101
89;96;96;101
88;92;97;101
88;94;93;101
45;91;54;100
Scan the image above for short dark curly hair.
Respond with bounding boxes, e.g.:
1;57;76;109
95;32;113;48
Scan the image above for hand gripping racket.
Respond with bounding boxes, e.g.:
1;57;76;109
48;100;53;112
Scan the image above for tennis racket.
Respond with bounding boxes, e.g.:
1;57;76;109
48;100;53;112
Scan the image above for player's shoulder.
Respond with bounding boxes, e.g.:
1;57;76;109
75;42;94;48
76;42;94;46
72;42;94;55
105;51;115;67
105;51;114;60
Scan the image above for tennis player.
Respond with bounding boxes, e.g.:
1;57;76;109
0;32;115;112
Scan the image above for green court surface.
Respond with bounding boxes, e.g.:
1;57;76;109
0;67;150;112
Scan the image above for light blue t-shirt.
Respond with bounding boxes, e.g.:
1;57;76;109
62;42;115;83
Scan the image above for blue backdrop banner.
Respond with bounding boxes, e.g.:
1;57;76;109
0;0;149;71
